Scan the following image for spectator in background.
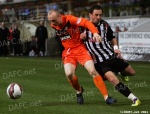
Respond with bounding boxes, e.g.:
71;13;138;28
12;24;21;56
29;36;37;57
0;22;10;57
35;20;48;56
8;24;13;55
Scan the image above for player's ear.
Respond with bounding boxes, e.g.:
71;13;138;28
89;13;92;18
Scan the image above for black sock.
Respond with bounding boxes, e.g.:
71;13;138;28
115;82;131;97
121;72;127;77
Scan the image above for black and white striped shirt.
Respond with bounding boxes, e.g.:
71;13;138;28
84;19;116;63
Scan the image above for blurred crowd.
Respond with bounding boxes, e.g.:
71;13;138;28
0;22;21;56
0;20;48;57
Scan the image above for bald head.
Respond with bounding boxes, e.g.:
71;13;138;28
1;22;5;28
1;22;5;25
48;10;60;16
48;10;62;26
40;20;44;26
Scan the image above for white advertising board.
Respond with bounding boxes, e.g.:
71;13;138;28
106;18;139;31
118;32;150;61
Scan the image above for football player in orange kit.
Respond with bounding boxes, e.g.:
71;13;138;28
47;9;117;105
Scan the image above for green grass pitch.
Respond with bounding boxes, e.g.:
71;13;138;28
0;57;149;114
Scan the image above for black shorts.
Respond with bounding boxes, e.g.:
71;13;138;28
95;57;129;77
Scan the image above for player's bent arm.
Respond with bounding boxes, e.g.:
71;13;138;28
111;38;122;58
69;16;102;42
111;38;118;49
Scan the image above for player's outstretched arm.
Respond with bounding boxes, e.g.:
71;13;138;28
69;16;102;43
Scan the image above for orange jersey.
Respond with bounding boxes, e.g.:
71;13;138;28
51;15;99;49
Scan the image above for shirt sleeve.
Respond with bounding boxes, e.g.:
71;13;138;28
69;15;99;34
106;23;115;41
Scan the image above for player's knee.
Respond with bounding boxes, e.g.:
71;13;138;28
108;76;119;84
130;70;136;76
88;69;98;77
125;66;136;76
65;72;74;79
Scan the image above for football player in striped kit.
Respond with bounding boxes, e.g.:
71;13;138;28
80;5;141;106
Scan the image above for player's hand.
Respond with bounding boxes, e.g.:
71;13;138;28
114;49;122;58
93;33;102;43
80;33;86;40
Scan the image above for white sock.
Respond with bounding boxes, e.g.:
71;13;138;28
76;88;82;94
77;91;81;94
104;95;108;101
128;93;137;101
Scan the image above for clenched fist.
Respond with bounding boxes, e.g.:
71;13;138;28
93;33;102;43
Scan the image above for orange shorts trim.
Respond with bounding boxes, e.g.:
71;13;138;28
62;45;92;66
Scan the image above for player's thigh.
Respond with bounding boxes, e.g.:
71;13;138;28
104;71;119;85
76;46;92;66
64;63;76;78
84;60;98;77
122;65;135;76
62;51;78;67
